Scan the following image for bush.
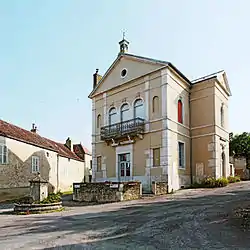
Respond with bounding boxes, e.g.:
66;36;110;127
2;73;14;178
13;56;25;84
40;192;62;204
194;177;229;188
215;177;228;187
227;175;241;183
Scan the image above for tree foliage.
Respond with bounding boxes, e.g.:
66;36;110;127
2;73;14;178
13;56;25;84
229;132;250;167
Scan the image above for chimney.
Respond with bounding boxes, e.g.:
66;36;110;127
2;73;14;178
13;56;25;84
65;137;73;151
31;123;37;133
93;69;102;89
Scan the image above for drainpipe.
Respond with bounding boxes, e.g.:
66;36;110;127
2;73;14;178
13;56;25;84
56;154;59;192
189;89;193;184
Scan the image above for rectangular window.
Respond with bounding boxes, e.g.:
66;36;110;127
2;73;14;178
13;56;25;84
0;144;8;164
178;142;185;169
153;148;160;167
32;156;40;173
97;156;102;172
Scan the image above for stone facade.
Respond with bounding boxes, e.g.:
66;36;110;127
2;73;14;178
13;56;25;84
0;134;91;197
73;182;142;203
89;40;232;193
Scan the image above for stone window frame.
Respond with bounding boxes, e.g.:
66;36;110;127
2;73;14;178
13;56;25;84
31;156;40;173
178;140;185;169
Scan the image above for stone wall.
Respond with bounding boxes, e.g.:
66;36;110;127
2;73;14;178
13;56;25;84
0;186;30;202
152;181;168;195
73;181;142;203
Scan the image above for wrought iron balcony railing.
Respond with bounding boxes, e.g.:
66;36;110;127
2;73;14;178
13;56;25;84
100;118;145;141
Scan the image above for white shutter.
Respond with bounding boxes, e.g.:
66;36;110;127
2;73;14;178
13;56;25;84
36;157;40;172
3;146;8;164
0;145;3;164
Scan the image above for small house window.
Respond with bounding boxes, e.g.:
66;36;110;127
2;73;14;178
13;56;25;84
152;96;159;113
153;148;160;167
178;142;185;169
97;114;101;129
32;156;40;173
0;144;8;164
178;99;183;124
97;156;102;172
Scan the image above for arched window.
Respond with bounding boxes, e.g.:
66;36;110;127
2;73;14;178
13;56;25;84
178;99;183;124
220;104;224;128
134;99;144;119
152;96;159;113
109;108;117;125
121;103;130;122
97;114;101;129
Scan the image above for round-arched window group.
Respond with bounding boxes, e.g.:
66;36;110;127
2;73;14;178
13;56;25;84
107;98;145;125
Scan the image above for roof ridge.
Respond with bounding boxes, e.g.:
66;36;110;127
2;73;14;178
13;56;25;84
192;70;224;83
0;119;84;162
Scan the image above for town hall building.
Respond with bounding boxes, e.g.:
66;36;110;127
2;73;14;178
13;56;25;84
88;37;232;193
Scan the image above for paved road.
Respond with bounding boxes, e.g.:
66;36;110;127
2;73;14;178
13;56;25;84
1;182;250;249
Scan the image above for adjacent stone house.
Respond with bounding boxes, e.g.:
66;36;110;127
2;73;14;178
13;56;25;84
230;156;249;180
0;119;92;197
88;37;232;193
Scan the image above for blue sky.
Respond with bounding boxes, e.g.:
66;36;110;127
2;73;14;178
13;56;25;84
0;0;249;150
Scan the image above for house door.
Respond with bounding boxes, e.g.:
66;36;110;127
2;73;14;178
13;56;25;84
118;153;131;182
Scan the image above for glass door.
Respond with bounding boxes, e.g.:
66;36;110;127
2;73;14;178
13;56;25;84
118;153;131;181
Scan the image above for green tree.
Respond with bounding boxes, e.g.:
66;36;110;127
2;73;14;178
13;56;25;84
229;132;250;168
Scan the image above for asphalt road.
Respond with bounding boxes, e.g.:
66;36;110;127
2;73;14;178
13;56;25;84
1;182;250;249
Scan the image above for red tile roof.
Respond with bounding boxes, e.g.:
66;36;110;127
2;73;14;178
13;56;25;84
0;119;85;162
81;144;92;155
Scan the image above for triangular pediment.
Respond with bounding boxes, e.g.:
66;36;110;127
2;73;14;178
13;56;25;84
89;53;168;97
217;71;232;96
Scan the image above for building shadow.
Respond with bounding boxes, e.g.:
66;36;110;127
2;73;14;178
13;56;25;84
1;186;250;249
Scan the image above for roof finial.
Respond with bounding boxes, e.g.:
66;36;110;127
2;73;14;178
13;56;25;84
119;30;129;54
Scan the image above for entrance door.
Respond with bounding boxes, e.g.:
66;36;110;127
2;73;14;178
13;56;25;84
118;153;131;182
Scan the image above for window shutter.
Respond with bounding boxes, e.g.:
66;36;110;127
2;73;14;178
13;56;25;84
181;144;184;167
36;157;40;172
0;145;3;164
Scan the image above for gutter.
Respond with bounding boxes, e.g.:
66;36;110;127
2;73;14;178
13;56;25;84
189;89;193;184
56;154;59;192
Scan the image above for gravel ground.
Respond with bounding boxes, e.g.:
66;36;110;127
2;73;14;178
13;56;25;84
1;182;250;249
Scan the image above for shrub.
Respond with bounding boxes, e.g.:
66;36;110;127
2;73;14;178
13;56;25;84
201;177;216;188
40;192;62;204
227;175;241;183
215;177;228;187
196;177;229;188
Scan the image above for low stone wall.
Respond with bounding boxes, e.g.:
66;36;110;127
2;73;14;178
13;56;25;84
0;186;30;202
73;182;142;203
14;202;62;213
152;181;168;195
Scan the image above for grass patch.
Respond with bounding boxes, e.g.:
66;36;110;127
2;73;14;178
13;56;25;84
12;207;65;215
228;175;241;183
62;190;73;195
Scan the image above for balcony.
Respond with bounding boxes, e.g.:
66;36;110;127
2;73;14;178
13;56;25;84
100;118;145;141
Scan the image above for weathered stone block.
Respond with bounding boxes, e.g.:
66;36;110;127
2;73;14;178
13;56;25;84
152;181;168;195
